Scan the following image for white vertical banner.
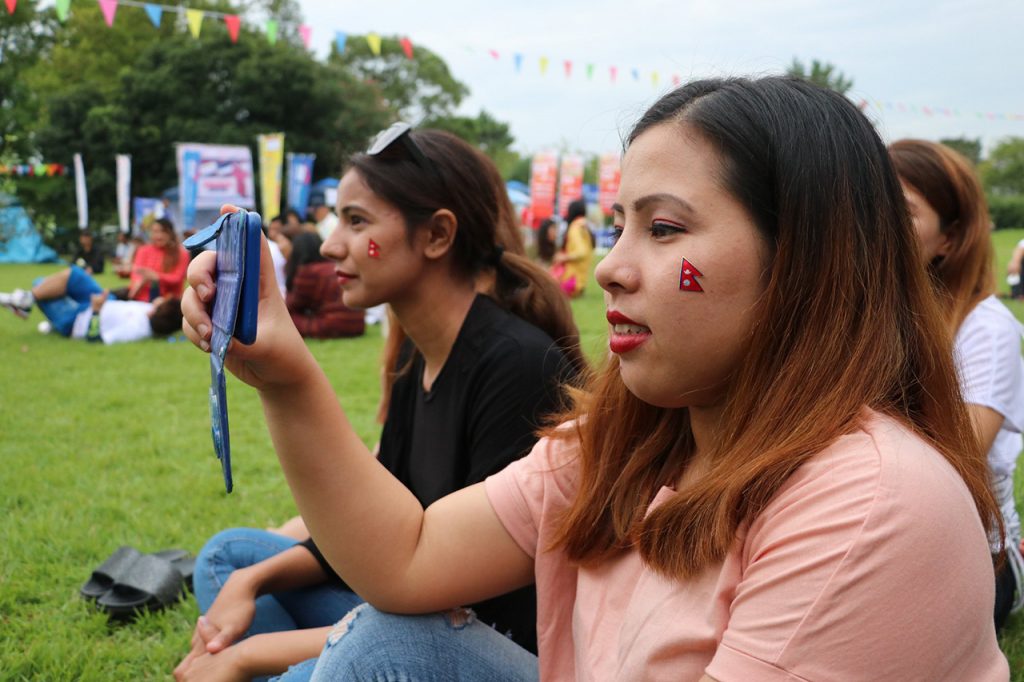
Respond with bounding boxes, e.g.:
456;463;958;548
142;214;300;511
73;153;88;229
115;154;131;233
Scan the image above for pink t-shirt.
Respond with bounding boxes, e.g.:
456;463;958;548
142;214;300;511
485;410;1008;681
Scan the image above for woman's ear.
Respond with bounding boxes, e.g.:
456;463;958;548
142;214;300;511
422;209;458;261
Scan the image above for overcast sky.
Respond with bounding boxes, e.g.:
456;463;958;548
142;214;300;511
299;0;1022;156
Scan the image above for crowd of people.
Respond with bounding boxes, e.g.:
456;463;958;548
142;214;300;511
1;74;1020;680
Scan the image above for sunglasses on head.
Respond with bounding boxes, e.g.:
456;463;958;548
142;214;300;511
366;122;439;177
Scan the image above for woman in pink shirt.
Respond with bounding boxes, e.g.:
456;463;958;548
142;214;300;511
129;218;188;302
180;77;1009;681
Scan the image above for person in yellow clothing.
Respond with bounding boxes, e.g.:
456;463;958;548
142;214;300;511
553;199;594;297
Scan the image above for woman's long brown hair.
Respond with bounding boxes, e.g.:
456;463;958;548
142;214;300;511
547;77;1000;579
153;218;182;272
346;130;587;422
889;139;995;330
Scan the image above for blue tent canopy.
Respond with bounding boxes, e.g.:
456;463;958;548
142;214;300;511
0;193;59;264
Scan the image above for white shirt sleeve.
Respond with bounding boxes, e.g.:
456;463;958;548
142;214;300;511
954;297;1024;433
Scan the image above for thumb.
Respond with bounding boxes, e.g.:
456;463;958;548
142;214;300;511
196;615;235;653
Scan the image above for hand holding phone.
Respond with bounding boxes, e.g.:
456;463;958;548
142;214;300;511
183;209;262;493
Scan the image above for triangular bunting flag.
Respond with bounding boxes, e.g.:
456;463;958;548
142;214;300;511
224;15;240;43
610;66;618;83
334;31;346;54
265;20;278;45
299;24;312;49
55;0;70;20
33;163;46;176
586;63;594;80
367;32;381;56
4;0;15;15
672;74;681;87
651;71;659;87
488;49;499;60
98;0;118;27
563;60;572;78
186;9;203;38
513;53;523;72
399;37;413;60
539;56;549;75
143;3;161;27
631;68;639;81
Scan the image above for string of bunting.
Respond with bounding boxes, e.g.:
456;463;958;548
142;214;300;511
0;163;68;176
5;0;1021;122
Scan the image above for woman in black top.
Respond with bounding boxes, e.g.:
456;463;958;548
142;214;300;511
175;125;585;681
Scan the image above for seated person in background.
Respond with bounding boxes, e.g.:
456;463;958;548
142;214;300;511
535;218;558;266
284;232;364;339
1006;238;1024;299
0;266;182;343
263;219;288;299
114;234;143;279
112;231;134;267
71;230;105;275
127;218;188;302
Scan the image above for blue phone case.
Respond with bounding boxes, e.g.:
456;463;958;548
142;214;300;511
183;209;262;492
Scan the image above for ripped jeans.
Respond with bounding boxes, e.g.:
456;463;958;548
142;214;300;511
308;603;540;681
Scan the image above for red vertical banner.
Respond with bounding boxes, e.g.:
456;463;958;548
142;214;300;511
557;154;584;218
597;153;621;216
529;152;558;223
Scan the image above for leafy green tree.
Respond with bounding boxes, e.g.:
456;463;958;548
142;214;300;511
941;137;982;165
331;34;469;124
981;137;1024;197
786;58;853;95
0;0;58;160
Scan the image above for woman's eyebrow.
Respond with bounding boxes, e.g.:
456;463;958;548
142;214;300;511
632;193;696;215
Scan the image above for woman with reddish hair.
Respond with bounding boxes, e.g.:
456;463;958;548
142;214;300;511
128;218;189;302
891;138;1024;632
181;78;1008;680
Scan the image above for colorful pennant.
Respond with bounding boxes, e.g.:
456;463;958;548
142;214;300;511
98;0;117;27
335;31;347;54
143;3;160;27
367;32;381;56
55;0;70;20
399;36;414;60
224;14;240;43
265;19;277;45
186;9;203;38
5;0;16;15
299;24;312;50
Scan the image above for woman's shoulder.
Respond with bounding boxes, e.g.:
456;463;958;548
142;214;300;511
769;410;980;532
960;295;1022;337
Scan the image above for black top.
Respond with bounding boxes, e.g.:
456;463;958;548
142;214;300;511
73;245;105;274
303;294;572;653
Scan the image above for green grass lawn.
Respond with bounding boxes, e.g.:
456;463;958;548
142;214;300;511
0;233;1022;679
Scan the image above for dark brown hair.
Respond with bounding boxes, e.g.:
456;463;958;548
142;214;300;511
153;218;182;272
346;130;588;420
889;139;994;329
548;77;999;579
149;297;183;336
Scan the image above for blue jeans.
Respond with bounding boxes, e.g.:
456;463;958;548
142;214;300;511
193;528;365;681
309;603;539;681
35;265;110;336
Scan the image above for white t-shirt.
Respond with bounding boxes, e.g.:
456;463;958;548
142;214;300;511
954;295;1024;478
71;300;154;344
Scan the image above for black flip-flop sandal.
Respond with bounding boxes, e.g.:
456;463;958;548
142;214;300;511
96;554;185;619
80;546;143;601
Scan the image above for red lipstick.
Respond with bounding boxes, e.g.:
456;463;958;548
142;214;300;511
606;310;651;354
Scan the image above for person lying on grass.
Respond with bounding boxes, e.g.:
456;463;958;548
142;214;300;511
181;76;1009;680
1;265;182;344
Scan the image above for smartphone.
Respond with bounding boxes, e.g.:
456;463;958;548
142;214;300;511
183;209;263;492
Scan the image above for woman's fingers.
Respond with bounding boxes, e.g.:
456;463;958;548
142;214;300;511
220;203;241;216
183;251;217;352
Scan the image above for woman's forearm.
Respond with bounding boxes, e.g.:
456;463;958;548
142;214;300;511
236;628;333;678
258;371;428;607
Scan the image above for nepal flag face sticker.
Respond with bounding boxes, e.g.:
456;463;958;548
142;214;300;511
679;258;703;292
368;239;381;259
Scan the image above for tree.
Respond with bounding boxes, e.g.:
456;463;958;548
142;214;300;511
786;58;853;95
981;137;1024;197
330;35;469;124
941;137;982;166
0;0;58;161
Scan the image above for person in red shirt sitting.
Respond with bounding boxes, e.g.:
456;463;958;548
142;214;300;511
127;218;188;302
